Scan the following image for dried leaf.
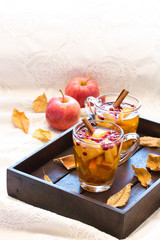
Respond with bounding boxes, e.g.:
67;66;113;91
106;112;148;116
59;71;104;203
32;128;51;142
11;108;29;133
140;136;160;147
33;93;47;112
106;183;132;208
53;154;76;170
43;169;52;183
146;154;160;171
131;164;151;187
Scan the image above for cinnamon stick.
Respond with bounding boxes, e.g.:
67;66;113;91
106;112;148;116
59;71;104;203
113;89;129;108
82;118;94;134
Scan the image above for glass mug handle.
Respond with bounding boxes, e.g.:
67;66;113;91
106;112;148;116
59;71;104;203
119;133;140;165
85;96;96;116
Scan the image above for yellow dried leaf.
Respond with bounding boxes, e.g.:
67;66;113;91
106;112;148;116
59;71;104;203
11;109;29;133
43;169;52;183
106;183;132;208
147;154;160;171
32;128;51;142
140;136;160;147
53;154;76;170
131;164;151;187
33;93;47;112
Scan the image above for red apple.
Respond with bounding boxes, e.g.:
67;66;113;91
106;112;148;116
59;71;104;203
65;75;100;108
46;90;81;131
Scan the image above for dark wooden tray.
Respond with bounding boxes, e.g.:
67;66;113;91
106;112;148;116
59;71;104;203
7;117;160;239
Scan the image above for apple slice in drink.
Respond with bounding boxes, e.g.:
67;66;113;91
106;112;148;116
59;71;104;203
96;154;104;165
75;139;103;161
95;113;116;126
104;148;114;164
103;112;115;121
91;128;107;138
111;145;118;157
119;107;133;120
88;158;97;175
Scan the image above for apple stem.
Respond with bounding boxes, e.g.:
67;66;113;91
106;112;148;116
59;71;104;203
59;89;65;103
84;73;93;84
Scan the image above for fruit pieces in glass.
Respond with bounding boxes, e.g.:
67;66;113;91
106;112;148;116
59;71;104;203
73;126;122;188
95;102;139;151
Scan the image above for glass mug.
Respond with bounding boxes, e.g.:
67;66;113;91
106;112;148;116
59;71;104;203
85;93;141;152
73;119;140;192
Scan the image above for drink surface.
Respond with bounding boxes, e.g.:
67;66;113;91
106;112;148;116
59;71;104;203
73;126;122;187
95;102;139;134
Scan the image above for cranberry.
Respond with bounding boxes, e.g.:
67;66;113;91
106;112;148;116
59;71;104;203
110;137;116;141
116;141;121;147
109;108;114;111
98;115;104;120
76;142;80;146
114;132;119;136
81;129;86;132
83;152;87;156
101;143;109;150
108;136;112;141
115;135;119;140
77;133;83;138
102;133;108;138
94;138;100;143
112;131;117;134
109;144;114;149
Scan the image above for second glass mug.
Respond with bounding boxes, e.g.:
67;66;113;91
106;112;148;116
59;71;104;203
73;119;140;192
85;93;141;154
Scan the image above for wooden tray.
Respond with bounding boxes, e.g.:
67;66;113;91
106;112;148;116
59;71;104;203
7;117;160;239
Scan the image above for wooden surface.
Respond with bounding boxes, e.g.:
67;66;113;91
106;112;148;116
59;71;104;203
7;118;160;239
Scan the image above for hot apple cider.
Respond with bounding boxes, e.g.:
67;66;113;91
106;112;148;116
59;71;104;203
73;123;123;192
95;102;139;151
85;93;141;153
